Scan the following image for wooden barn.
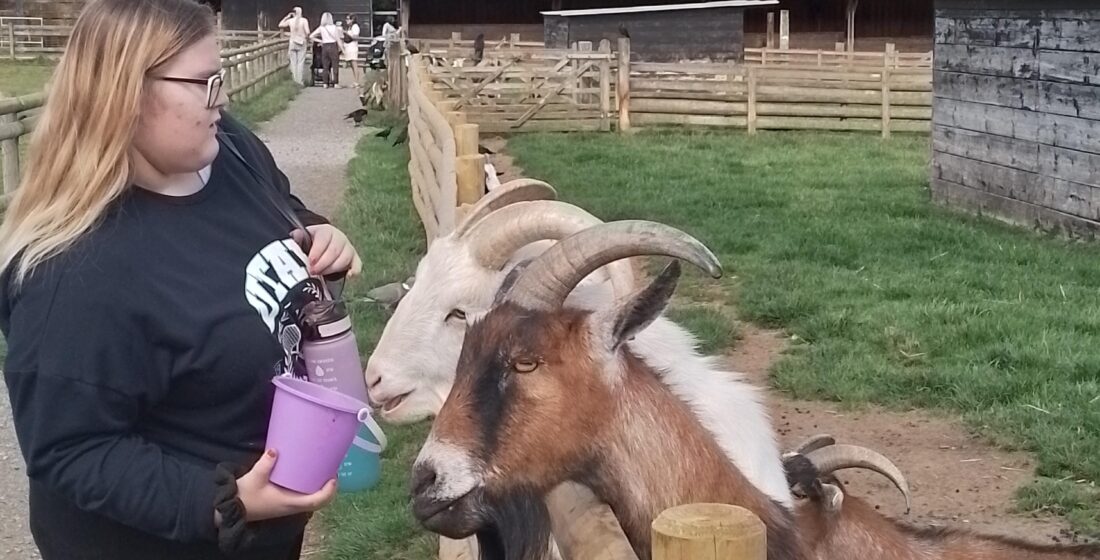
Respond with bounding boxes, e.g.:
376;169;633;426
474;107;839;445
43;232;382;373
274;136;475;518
930;0;1100;237
541;0;778;62
399;0;934;49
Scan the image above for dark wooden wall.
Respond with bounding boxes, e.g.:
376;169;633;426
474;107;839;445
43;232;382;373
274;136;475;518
931;0;1100;237
545;7;745;62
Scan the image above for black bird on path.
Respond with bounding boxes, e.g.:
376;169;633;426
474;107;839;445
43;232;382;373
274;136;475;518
375;126;394;139
618;23;630;39
344;108;369;126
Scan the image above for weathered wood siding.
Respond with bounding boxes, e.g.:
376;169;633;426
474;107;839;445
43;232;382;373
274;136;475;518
931;0;1100;237
545;7;745;62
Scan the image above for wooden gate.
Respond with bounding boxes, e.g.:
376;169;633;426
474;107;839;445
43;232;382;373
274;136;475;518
422;41;615;133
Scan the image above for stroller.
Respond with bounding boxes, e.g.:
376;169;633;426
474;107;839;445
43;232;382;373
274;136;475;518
367;37;387;70
307;42;325;86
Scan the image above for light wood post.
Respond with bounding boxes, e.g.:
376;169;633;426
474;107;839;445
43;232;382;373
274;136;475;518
779;10;789;50
747;66;757;135
599;39;612;132
617;37;631;132
766;12;775;49
1;111;18;194
652;504;765;560
881;42;894;139
7;23;15;60
455;123;484;206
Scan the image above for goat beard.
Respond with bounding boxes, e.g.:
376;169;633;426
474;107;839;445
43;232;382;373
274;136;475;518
474;487;554;560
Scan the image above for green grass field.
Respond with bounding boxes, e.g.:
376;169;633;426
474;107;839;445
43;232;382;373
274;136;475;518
319;123;1100;558
507;129;1100;534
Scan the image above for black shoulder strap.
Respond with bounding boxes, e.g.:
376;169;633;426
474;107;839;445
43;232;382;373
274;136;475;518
216;130;311;240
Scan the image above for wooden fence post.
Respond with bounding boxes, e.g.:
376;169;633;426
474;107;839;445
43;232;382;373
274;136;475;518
766;12;775;49
882;42;893;139
7;23;15;60
617;37;630;132
599;39;611;132
651;504;765;560
1;111;19;194
747;66;757;135
779;10;789;50
455;123;484;206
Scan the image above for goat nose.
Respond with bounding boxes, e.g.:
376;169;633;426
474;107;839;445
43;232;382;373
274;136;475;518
410;463;438;497
365;363;383;390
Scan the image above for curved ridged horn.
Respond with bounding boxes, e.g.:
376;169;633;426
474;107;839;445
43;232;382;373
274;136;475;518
804;444;912;514
783;434;837;459
504;220;722;311
462;201;635;298
453;179;557;238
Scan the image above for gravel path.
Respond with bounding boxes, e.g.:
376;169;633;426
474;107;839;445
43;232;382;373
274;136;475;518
0;81;365;559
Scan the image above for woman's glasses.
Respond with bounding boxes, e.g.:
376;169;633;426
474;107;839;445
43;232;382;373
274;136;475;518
153;68;225;108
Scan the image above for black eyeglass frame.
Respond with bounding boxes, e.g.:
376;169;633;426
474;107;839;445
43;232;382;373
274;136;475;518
152;68;226;109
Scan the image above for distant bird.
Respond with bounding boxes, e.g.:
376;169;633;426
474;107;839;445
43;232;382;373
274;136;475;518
473;32;485;64
618;23;630;39
484;162;502;191
375;126;394;139
478;143;495;155
391;125;409;146
344;108;369;126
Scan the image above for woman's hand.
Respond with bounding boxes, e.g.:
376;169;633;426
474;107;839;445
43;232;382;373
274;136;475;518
235;449;338;522
291;224;362;278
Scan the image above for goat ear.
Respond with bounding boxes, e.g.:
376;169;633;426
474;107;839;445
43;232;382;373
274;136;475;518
603;260;680;351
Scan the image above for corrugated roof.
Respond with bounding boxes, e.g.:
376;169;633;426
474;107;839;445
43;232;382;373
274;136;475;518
541;0;779;17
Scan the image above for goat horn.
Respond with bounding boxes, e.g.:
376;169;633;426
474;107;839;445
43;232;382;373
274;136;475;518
453;179;557;238
804;444;912;514
504;220;722;311
463;201;635;298
783;433;837;459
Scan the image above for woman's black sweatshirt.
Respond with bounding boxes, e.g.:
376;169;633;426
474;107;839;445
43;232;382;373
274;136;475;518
0;112;330;548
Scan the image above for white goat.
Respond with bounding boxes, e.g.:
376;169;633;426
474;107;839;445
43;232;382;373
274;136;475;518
365;181;793;509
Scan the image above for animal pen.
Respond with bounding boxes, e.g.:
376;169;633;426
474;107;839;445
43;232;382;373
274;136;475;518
395;32;932;245
393;30;932;560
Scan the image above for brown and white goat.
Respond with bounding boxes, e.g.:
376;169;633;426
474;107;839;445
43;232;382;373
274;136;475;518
410;220;1100;560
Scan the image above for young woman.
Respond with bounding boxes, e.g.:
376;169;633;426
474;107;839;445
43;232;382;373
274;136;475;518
277;7;309;86
309;12;342;88
341;14;362;89
0;0;362;558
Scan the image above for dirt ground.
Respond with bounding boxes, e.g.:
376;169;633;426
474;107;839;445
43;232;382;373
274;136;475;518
733;313;1090;545
480;135;1092;548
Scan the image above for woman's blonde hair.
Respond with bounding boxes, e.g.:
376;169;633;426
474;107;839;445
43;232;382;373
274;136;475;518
0;0;215;285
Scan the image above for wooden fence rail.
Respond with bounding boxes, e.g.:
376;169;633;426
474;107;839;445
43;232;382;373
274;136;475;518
405;53;487;241
2;21;282;59
405;36;930;137
0;34;289;195
625;45;931;137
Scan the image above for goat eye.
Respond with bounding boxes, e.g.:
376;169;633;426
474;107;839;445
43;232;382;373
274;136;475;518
512;360;538;373
446;309;466;322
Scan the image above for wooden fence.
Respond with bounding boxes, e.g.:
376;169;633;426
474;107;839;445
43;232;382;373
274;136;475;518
405;53;486;241
403;36;931;137
0;34;290;195
2;21;282;59
626;57;932;137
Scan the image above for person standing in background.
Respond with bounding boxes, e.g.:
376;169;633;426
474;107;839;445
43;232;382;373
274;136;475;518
278;7;309;86
309;12;341;89
341;14;361;90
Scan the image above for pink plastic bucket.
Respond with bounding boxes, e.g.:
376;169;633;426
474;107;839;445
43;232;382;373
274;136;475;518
266;376;387;494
